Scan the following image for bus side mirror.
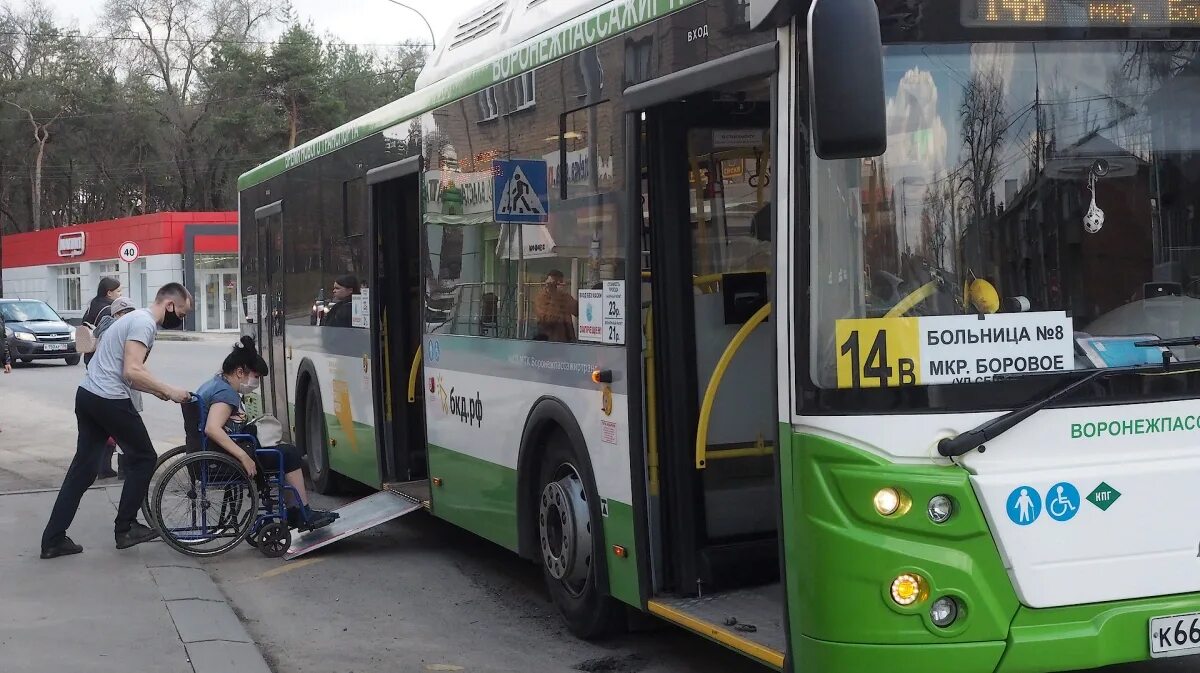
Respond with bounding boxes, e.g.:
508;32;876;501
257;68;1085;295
808;0;887;159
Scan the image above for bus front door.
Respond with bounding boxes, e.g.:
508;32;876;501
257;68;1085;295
639;73;785;667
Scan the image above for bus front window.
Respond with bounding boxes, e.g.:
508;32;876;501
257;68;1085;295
810;41;1200;402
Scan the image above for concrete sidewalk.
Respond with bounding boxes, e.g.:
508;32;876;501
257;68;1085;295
0;486;272;673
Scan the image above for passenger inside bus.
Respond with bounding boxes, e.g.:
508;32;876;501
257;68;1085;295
196;337;338;531
534;269;578;342
322;275;359;328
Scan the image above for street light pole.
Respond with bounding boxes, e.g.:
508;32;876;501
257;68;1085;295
380;0;437;50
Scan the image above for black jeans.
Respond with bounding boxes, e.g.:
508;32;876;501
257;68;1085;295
41;387;158;547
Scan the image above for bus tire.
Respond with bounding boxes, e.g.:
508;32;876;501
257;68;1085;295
536;430;623;640
301;388;341;494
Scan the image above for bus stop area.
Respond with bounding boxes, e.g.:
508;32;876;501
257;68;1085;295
0;486;271;673
0;344;749;673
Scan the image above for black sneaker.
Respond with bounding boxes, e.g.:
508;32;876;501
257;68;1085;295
301;509;338;532
40;536;83;559
291;508;339;532
115;522;159;549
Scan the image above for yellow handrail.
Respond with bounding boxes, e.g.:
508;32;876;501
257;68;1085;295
407;345;423;404
696;302;772;469
645;307;660;496
884;281;937;318
640;270;771;284
706;445;775;460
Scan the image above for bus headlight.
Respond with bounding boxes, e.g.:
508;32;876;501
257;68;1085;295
873;487;901;516
927;495;954;524
890;574;924;606
930;597;959;627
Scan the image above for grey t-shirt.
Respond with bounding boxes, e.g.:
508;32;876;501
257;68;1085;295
81;309;158;401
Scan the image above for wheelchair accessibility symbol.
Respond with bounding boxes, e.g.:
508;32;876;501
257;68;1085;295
1045;482;1080;522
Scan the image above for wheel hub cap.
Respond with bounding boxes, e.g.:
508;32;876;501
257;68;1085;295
539;470;592;588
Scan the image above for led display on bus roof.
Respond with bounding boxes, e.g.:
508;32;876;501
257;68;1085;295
962;0;1200;27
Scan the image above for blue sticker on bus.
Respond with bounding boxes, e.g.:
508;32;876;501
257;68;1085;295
493;159;549;224
1045;482;1080;522
1007;486;1041;525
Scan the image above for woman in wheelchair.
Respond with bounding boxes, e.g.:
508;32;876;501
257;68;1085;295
196;336;338;532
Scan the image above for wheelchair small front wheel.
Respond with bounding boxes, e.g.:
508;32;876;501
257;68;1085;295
257;522;291;558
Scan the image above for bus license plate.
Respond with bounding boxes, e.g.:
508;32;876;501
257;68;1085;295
42;344;67;352
1150;613;1200;657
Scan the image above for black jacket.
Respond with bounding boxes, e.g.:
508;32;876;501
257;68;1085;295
82;295;114;326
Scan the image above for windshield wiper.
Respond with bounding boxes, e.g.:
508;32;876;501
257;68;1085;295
23;318;56;322
1135;336;1200;348
938;361;1200;458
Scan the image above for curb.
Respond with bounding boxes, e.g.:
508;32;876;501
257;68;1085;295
155;332;209;342
126;487;274;673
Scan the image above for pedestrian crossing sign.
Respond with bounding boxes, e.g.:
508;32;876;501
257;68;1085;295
494;159;549;224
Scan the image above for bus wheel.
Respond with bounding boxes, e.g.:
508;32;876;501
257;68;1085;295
537;434;623;639
302;389;340;494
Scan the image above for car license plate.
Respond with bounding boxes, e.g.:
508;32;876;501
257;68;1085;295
42;343;67;352
1150;612;1200;657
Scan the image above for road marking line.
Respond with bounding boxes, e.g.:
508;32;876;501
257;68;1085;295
249;557;324;581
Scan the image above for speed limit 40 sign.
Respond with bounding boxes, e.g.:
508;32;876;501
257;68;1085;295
119;241;140;263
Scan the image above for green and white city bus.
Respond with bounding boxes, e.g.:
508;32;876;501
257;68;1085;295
238;0;1200;669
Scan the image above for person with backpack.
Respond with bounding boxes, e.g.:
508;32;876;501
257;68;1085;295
80;279;125;479
82;277;122;368
40;283;194;560
91;296;138;479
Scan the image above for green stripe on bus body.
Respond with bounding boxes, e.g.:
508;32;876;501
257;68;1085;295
325;413;381;488
997;594;1200;672
778;425;1017;667
427;443;642;608
602;499;641;608
427;444;520;552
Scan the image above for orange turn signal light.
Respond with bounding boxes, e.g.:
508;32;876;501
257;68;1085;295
613;545;627;558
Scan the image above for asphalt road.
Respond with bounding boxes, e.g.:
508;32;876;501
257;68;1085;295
1;338;1198;672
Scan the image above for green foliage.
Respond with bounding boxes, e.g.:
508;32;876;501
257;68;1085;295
0;1;427;232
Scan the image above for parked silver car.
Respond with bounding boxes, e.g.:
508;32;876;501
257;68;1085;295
0;298;79;366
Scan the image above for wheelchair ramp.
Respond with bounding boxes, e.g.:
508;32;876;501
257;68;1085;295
283;490;421;560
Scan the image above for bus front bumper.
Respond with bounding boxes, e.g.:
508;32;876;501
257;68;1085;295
796;592;1200;673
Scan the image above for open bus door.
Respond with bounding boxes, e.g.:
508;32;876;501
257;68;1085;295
631;49;787;667
286;157;430;560
254;201;291;436
367;156;429;490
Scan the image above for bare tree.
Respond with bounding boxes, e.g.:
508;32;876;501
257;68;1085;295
6;101;63;230
959;71;1007;274
101;0;287;208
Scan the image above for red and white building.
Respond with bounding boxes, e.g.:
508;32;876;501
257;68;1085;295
1;212;240;332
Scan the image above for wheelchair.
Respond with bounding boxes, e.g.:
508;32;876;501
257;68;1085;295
144;395;306;558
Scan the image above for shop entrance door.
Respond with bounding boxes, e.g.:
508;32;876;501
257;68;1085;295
201;271;240;332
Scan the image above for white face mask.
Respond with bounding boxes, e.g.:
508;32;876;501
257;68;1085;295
238;376;260;393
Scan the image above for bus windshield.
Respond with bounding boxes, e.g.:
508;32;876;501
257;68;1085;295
811;41;1200;397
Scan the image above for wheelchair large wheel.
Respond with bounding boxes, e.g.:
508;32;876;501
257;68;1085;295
152;451;259;557
142;444;189;531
